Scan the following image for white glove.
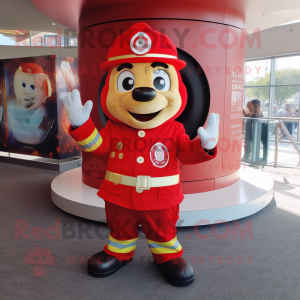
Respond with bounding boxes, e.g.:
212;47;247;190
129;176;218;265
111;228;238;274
62;89;93;127
0;106;3;122
197;113;219;150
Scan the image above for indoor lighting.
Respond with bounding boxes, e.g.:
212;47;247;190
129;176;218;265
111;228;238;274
279;18;300;26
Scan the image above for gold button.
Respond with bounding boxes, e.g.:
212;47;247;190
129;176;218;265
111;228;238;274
118;153;123;159
137;156;144;164
117;142;123;150
110;152;115;158
138;130;145;138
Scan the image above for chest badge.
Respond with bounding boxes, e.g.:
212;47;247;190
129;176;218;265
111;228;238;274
150;142;169;168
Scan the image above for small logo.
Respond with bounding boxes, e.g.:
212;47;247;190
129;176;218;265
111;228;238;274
24;246;55;277
150;142;169;168
27;68;32;73
130;32;151;55
83;157;106;177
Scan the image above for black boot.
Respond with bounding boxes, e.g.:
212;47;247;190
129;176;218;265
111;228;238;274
156;257;194;286
87;250;132;278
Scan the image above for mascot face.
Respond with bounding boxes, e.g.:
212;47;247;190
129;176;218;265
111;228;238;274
100;23;187;130
14;64;51;111
106;62;182;130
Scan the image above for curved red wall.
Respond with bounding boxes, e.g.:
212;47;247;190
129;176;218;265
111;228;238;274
78;18;245;193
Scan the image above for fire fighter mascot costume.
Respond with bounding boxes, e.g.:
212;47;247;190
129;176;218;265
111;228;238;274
63;23;219;287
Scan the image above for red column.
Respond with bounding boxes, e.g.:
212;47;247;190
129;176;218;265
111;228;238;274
31;0;246;193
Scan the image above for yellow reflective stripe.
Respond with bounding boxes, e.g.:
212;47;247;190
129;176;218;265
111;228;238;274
78;128;98;146
82;135;103;152
146;236;178;247
109;235;138;245
107;234;138;253
147;236;182;254
107;244;136;253
149;245;182;255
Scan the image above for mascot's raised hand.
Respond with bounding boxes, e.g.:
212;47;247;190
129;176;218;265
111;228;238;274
197;113;219;150
62;89;93;127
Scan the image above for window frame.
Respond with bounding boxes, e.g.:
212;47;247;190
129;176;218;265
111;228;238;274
244;53;300;141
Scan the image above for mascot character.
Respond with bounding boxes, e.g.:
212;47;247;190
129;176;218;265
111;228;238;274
10;62;52;144
63;23;219;286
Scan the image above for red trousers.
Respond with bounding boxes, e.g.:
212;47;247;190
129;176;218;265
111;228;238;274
103;202;183;264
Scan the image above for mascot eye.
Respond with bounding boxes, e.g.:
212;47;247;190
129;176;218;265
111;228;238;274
117;70;135;92
153;69;170;91
30;85;35;90
22;81;27;88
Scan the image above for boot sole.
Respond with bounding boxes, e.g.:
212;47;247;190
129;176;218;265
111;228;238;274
87;259;132;278
155;262;194;287
164;276;194;287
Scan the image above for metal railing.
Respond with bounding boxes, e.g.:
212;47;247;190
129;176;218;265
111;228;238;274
242;116;300;182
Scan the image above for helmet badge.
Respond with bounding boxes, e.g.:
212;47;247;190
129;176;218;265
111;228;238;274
130;31;151;55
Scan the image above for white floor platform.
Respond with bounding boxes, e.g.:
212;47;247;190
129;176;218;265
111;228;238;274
51;167;274;227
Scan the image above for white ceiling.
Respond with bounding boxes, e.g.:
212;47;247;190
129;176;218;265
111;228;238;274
0;0;76;35
0;0;300;34
245;0;300;33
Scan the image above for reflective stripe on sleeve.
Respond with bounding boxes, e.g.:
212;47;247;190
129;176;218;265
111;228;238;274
77;128;103;152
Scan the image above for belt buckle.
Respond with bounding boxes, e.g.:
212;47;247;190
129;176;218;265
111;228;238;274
113;173;122;185
136;175;151;192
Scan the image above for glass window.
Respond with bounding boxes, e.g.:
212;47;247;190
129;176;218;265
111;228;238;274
0;30;78;48
273;86;300;111
245;59;271;86
0;34;16;46
28;31;78;48
244;87;270;117
31;31;44;47
44;34;59;47
68;38;78;47
274;55;300;85
273;86;300;141
0;32;27;46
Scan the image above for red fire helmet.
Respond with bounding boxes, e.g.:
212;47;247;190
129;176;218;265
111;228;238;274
101;23;186;72
19;63;51;97
21;63;44;74
100;23;188;124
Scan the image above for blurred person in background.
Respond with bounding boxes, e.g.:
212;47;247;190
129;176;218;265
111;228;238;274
275;104;286;117
283;104;294;136
243;99;267;160
243;101;253;117
292;108;299;129
251;99;264;118
272;105;278;116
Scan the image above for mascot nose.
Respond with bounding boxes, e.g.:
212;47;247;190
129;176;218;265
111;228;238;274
132;87;156;102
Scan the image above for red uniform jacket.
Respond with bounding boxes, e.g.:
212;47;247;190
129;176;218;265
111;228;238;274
69;118;217;211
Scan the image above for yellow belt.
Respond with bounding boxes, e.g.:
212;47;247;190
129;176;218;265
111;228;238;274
105;170;179;193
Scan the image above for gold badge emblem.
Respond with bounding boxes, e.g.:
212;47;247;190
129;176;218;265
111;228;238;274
117;142;123;150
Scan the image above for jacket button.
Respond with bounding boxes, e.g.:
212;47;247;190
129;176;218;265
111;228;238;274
117;142;123;150
136;188;143;193
138;130;145;138
110;152;115;158
137;156;144;164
